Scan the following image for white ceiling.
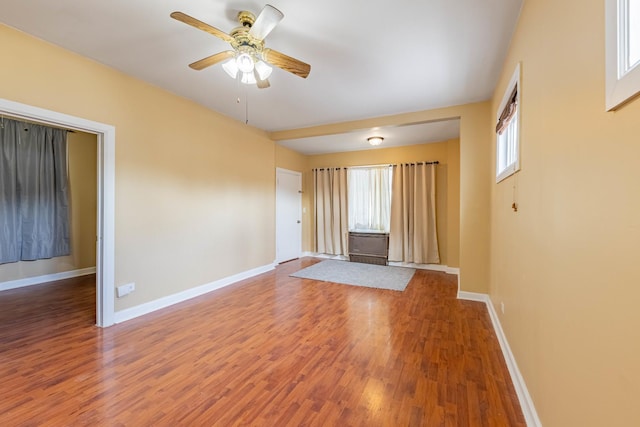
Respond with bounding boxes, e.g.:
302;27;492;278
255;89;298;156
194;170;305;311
0;0;522;154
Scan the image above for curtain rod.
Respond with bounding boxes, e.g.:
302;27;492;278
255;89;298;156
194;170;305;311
0;115;75;133
312;161;439;171
392;161;439;166
349;161;440;168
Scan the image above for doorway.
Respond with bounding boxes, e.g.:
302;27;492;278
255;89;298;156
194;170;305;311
0;98;115;327
276;168;302;263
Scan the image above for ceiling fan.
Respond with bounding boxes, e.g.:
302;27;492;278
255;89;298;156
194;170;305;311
171;5;311;89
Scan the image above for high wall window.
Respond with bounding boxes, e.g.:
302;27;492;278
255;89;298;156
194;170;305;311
629;1;640;68
347;166;392;232
606;0;640;110
496;64;521;182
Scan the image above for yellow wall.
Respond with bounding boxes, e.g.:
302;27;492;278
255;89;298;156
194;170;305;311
0;130;97;281
306;140;460;267
490;1;640;425
0;24;276;310
68;131;98;271
275;144;308;172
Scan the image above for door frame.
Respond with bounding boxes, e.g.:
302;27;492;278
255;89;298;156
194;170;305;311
0;98;115;327
275;167;302;263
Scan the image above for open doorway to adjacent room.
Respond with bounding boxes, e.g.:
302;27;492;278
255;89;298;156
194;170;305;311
0;98;115;328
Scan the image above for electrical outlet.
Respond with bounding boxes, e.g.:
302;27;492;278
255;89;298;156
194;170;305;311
501;302;505;314
117;282;135;298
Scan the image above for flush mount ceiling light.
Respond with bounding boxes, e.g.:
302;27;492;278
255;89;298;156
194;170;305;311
171;5;311;89
367;136;384;146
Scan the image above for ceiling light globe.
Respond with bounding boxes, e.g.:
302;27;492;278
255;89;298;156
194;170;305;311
255;60;273;80
241;72;257;85
367;136;384;146
236;53;255;73
222;59;239;79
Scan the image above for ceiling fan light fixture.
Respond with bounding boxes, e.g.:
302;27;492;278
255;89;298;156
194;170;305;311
224;59;269;86
172;9;312;89
236;53;255;73
241;72;257;85
255;60;273;80
222;59;239;78
367;136;384;146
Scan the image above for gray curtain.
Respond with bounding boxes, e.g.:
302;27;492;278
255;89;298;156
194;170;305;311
314;167;349;255
388;162;440;264
0;119;70;264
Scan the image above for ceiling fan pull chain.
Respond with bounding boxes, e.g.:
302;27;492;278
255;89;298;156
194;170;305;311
245;84;249;125
236;70;241;104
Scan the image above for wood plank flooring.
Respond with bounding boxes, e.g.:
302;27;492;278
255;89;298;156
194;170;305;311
0;258;525;426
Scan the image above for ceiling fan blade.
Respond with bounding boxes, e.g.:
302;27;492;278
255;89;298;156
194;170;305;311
254;69;271;89
189;51;236;70
170;11;234;44
249;4;284;41
263;48;311;78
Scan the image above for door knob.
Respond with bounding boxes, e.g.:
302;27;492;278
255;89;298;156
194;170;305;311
296;220;301;223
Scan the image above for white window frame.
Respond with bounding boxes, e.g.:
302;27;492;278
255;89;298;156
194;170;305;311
495;63;521;183
606;0;640;110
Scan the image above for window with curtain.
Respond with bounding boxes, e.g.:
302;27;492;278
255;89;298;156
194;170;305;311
347;166;392;232
314;162;440;263
0;118;70;264
496;63;520;182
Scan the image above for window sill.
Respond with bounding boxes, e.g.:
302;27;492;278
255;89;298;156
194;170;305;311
496;164;519;183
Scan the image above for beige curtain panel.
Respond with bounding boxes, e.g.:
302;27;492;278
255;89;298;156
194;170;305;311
314;167;349;255
388;163;440;264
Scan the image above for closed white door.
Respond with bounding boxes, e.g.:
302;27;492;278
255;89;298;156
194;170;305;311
276;168;302;263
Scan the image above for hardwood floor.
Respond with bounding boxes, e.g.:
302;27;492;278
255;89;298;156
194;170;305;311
0;258;525;426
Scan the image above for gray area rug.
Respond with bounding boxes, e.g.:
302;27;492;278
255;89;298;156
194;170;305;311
290;260;416;291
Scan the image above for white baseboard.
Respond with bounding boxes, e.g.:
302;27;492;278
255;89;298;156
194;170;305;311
457;290;489;302
114;262;276;324
303;252;348;260
457;291;542;427
388;261;459;275
303;252;459;275
0;267;96;292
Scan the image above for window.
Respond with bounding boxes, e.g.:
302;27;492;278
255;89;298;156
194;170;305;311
347;166;392;232
606;0;640;110
630;0;640;67
496;63;521;182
